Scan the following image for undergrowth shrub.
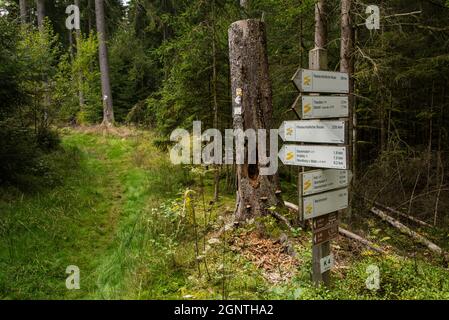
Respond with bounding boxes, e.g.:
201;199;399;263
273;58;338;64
36;128;61;151
0;121;40;186
0;122;76;190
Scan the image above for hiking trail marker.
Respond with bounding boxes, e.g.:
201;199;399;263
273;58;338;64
312;212;338;230
292;69;349;94
303;188;349;220
320;254;334;273
279;120;346;144
293;95;349;119
313;224;339;245
279;145;349;170
301;169;351;196
285;57;350;287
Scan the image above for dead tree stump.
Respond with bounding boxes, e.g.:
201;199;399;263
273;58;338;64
228;19;283;221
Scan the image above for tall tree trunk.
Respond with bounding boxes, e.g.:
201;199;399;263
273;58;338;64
95;0;114;126
69;28;74;59
19;0;27;24
340;0;356;184
309;0;328;70
212;0;220;202
379;0;386;154
75;0;85;109
36;0;48;128
314;0;327;48
229;19;283;221
36;0;45;29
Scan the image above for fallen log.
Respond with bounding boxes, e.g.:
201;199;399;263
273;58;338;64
284;201;300;214
338;227;386;254
284;201;385;254
374;202;432;228
370;207;448;260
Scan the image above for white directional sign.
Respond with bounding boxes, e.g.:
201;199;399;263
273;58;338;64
279;120;346;144
320;254;334;273
299;95;349;119
303;188;349;220
302;169;351;196
279;145;348;170
292;69;349;94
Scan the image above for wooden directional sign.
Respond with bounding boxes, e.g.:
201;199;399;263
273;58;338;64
296;95;349;119
312;212;338;230
313;223;339;245
279;120;346;144
303;188;349;220
320;254;334;273
292;69;349;94
302;169;351;196
279;145;349;170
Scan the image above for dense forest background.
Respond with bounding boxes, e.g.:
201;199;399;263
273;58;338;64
1;0;449;299
2;0;449;224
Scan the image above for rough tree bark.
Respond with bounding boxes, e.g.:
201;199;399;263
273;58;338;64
74;0;85;109
19;0;27;24
340;0;356;221
308;0;328;70
95;0;114;126
36;0;45;29
212;0;220;202
229;19;283;221
314;0;327;48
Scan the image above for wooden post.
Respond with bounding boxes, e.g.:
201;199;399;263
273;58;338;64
228;19;283;221
309;0;331;287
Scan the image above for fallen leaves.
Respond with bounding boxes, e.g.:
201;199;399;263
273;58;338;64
229;231;299;284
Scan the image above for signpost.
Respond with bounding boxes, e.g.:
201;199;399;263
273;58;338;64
279;120;346;144
279;145;349;170
293;95;349;119
284;13;351;286
313;224;339;245
320;254;334;273
292;69;349;94
301;169;350;196
303;188;349;220
312;212;338;230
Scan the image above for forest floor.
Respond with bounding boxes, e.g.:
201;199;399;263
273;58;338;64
1;127;449;299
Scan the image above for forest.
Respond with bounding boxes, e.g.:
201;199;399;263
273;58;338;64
1;0;449;301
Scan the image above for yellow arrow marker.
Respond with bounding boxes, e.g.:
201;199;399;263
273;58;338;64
306;204;313;215
286;151;294;161
303;76;311;86
304;180;312;191
303;103;312;114
286;127;294;136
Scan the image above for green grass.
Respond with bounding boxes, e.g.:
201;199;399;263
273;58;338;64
0;129;193;299
1;128;448;300
0;135;117;299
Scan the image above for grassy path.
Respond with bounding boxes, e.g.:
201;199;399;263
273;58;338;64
0;129;188;299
